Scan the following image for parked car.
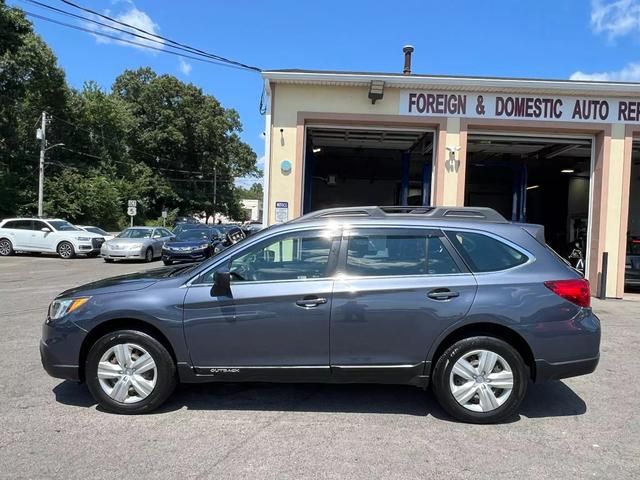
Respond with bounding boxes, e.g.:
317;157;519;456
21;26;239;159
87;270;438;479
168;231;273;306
625;236;640;289
100;227;173;263
0;218;105;259
161;228;221;265
242;222;264;237
77;226;115;242
40;206;600;423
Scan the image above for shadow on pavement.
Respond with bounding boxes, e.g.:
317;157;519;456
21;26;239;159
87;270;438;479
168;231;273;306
53;379;586;421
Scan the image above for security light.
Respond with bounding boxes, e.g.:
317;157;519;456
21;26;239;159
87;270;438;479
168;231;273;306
368;80;385;104
312;147;322;153
526;185;540;190
561;169;575;173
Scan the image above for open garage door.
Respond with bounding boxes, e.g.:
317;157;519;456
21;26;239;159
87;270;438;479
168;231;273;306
304;127;435;212
466;133;593;269
626;141;640;293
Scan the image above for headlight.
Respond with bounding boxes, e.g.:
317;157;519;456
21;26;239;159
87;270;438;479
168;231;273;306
48;297;91;320
128;243;143;249
77;237;91;241
199;243;210;249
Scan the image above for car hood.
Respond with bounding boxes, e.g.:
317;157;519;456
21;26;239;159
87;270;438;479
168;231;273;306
57;266;183;298
62;231;103;239
164;240;210;248
105;238;151;247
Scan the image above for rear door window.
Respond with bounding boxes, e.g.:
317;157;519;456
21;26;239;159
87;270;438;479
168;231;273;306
345;230;461;277
445;230;528;272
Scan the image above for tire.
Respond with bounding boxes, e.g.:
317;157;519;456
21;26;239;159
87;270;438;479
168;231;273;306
104;258;114;263
57;241;75;259
162;259;173;266
85;330;177;415
144;247;154;262
0;238;14;256
431;336;528;424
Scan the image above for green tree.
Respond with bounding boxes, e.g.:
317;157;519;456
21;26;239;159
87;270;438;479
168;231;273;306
112;68;258;222
0;1;69;217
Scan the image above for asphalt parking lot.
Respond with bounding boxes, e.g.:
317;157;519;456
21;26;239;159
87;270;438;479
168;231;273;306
0;255;639;479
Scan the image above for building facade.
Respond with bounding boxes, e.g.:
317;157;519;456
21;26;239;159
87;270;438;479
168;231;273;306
261;69;640;299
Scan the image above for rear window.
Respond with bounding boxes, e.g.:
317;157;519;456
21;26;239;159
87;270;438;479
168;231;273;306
445;230;528;272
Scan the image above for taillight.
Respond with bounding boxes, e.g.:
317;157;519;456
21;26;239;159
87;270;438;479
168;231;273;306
544;279;591;308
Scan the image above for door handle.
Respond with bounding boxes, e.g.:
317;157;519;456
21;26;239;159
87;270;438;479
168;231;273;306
296;296;328;308
427;289;460;300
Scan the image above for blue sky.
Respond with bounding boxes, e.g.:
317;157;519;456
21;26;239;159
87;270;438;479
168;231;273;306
10;0;640;185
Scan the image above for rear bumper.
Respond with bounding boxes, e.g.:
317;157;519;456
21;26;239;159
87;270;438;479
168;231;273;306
534;355;599;383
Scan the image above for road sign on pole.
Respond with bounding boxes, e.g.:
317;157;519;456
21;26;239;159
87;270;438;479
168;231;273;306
128;200;137;208
127;206;137;216
161;208;168;227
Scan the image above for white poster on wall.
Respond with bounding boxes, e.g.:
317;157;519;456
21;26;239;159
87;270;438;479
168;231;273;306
275;201;289;223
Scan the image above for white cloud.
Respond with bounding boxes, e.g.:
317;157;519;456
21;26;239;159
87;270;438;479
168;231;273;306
570;62;640;81
256;154;266;170
86;2;164;51
178;58;192;75
590;0;640;39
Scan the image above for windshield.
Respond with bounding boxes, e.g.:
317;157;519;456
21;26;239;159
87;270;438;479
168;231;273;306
85;227;108;236
117;228;153;239
48;221;79;231
176;230;213;241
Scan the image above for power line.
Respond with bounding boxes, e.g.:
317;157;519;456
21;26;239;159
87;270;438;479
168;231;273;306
20;0;260;73
22;10;256;72
58;0;261;72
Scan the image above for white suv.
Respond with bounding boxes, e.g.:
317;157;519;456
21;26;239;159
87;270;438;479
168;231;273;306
0;218;105;259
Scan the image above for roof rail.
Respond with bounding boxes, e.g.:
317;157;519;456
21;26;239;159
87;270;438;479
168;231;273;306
291;206;507;223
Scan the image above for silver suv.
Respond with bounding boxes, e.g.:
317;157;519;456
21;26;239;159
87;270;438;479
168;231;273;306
40;206;600;423
0;218;104;259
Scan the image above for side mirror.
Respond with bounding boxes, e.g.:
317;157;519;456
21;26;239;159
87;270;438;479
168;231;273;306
211;270;231;297
41;227;51;233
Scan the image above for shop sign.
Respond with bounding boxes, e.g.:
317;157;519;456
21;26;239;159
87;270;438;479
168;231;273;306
400;91;640;124
275;201;289;223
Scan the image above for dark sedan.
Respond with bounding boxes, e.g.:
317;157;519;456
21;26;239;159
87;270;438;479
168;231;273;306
161;228;220;265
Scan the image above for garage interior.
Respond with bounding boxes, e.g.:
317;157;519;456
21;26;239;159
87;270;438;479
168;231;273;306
626;141;640;293
465;134;593;260
304;127;435;212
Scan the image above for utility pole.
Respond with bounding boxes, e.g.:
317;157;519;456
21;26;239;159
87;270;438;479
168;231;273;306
37;111;46;218
212;166;217;224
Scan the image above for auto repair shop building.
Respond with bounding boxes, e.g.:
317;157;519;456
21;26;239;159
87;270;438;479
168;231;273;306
260;51;640;299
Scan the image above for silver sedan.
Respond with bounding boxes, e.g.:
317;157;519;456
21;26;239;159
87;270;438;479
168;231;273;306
101;227;174;263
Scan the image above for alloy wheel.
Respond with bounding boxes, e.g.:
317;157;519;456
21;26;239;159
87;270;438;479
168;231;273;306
97;343;157;404
449;349;514;413
58;242;73;259
145;248;153;262
0;239;11;256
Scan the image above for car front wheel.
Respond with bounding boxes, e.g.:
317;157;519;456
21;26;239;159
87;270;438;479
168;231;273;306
144;247;153;262
431;336;528;424
57;241;75;259
85;330;177;414
0;238;14;256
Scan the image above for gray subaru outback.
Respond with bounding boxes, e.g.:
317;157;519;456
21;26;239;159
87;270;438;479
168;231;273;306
40;206;600;423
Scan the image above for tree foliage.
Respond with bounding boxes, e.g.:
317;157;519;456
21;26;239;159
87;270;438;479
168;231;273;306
0;2;259;229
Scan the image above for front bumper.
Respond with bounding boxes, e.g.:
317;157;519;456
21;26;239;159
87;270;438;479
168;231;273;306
40;319;86;382
162;247;210;263
101;247;145;260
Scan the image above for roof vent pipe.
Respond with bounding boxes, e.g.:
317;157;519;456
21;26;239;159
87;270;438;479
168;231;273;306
403;45;414;75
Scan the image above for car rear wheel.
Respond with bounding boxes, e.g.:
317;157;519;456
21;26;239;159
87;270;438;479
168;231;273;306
0;239;14;256
85;330;177;414
144;247;153;262
431;336;528;424
57;241;75;259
